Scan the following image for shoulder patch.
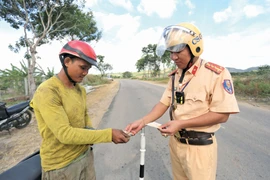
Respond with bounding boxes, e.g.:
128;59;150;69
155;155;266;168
223;79;234;94
168;69;178;76
205;62;224;74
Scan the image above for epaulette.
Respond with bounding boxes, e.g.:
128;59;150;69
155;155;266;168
168;69;178;76
205;62;224;74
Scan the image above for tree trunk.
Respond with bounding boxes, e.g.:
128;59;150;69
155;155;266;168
28;71;36;99
28;51;37;99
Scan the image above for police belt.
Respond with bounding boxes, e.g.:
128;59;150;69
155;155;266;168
174;130;214;145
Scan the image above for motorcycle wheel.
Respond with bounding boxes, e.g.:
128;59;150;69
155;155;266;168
14;110;32;129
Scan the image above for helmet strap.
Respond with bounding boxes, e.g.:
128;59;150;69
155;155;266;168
63;66;77;86
186;54;194;70
179;50;194;84
185;45;195;70
60;55;77;86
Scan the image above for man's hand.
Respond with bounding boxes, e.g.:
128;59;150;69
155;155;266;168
158;120;182;136
124;119;145;136
112;129;130;144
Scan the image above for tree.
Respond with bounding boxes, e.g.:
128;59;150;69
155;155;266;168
33;66;56;86
45;67;55;79
0;64;28;95
160;50;173;76
0;72;11;95
0;0;102;98
0;60;48;96
96;55;113;77
257;65;270;75
136;44;161;78
136;44;175;78
122;71;132;78
135;57;147;77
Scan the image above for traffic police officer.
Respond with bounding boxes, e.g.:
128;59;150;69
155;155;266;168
125;22;240;180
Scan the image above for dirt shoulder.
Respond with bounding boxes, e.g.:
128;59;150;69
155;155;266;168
86;80;120;128
0;80;120;173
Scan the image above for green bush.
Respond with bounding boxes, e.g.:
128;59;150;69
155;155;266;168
83;74;111;86
258;83;270;96
233;73;270;98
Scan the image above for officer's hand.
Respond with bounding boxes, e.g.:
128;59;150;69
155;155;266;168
112;129;130;144
158;121;182;136
124;119;144;136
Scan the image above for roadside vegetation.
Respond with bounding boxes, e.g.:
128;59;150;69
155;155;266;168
111;65;270;107
232;65;270;105
1;64;269;107
0;70;112;106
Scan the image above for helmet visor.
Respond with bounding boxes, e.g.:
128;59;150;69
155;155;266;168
155;25;195;57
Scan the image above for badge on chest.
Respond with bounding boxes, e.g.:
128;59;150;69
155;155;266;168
175;91;185;104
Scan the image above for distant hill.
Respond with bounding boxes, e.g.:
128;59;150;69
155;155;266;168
226;66;259;73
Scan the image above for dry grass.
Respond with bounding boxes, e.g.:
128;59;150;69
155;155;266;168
86;80;120;128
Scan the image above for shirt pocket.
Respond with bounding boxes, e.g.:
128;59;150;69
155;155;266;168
185;92;206;104
175;92;209;118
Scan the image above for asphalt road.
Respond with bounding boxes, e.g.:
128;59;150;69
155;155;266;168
94;79;270;180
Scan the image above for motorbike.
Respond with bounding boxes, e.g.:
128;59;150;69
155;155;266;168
0;150;41;180
0;100;32;133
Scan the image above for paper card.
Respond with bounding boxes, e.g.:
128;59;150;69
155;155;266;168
146;122;162;129
123;130;134;137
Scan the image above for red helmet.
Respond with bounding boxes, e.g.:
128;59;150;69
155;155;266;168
59;40;98;68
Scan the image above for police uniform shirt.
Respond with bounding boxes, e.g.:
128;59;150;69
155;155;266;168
160;58;240;133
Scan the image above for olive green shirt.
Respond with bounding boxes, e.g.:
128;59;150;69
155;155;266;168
30;76;112;171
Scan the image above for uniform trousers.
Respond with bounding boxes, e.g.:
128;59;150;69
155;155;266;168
169;135;217;180
42;147;96;180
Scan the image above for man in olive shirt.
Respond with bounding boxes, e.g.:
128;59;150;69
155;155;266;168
31;40;130;180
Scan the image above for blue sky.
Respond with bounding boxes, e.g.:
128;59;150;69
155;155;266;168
1;0;270;74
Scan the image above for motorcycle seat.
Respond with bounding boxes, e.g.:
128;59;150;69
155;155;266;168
6;101;30;115
0;102;6;107
0;150;41;180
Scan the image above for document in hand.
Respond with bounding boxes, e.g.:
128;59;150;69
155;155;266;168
146;122;162;129
123;130;134;137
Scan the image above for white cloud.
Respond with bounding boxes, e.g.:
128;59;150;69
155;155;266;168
202;27;270;69
92;11;163;72
213;0;269;24
185;0;195;15
137;0;177;18
85;0;99;7
35;41;65;73
0;27;26;70
213;6;232;23
92;28;161;73
1;0;269;75
185;0;195;9
243;5;264;18
109;0;133;11
93;12;141;40
0;27;64;73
